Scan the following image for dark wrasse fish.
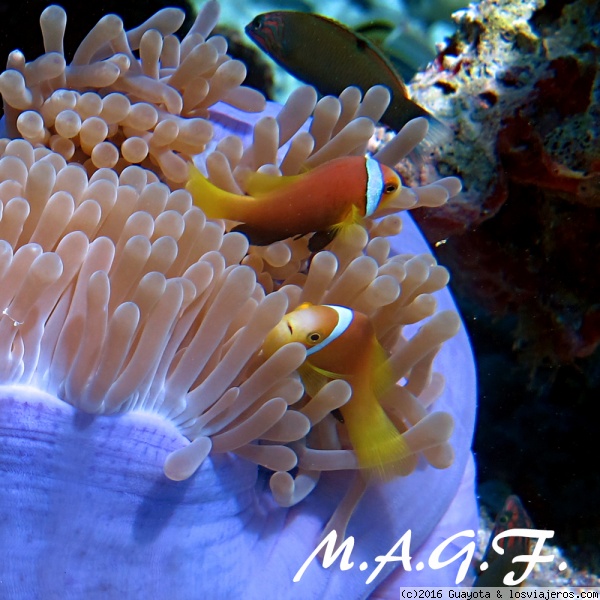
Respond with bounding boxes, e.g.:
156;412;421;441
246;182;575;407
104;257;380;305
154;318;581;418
474;495;535;587
186;155;402;251
245;11;441;134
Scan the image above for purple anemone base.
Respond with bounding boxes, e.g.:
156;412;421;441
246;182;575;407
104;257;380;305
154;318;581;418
0;212;477;598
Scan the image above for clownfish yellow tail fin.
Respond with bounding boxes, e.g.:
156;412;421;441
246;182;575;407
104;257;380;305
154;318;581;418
371;339;397;399
186;164;244;220
344;338;412;479
343;384;413;480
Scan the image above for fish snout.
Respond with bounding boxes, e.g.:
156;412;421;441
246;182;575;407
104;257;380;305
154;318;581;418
245;16;262;38
245;13;282;53
381;167;403;205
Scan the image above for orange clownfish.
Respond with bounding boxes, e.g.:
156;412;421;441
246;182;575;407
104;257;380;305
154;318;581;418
262;302;411;478
186;156;402;252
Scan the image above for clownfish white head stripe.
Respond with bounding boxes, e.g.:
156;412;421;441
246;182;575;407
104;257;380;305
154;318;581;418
365;157;385;217
305;305;354;356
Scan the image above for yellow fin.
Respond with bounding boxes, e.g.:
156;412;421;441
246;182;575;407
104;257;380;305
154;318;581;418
361;420;413;480
343;388;413;480
329;204;365;241
186;164;243;219
309;364;345;380
298;362;339;397
370;339;396;399
350;203;364;225
245;170;304;196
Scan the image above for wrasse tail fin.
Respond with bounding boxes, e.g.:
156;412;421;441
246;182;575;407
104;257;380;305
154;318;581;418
411;115;453;165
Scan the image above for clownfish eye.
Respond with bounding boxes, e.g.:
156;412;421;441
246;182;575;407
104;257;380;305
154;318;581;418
384;182;398;194
307;332;322;344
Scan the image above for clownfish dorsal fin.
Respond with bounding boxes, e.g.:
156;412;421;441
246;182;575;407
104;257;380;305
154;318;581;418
245;170;304;196
296;302;313;309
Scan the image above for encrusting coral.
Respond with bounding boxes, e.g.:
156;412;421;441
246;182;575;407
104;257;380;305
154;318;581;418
403;0;599;559
0;2;477;596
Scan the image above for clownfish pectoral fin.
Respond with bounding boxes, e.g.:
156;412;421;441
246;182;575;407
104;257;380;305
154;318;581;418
245;170;304;196
324;205;365;249
298;363;338;398
308;229;337;252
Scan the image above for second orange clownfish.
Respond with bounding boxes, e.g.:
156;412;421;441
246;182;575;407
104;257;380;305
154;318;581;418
186;155;402;251
262;302;411;478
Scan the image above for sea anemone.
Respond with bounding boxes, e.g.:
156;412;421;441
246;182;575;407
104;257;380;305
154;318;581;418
0;3;477;597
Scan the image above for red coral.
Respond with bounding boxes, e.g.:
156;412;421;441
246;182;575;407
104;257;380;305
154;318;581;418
497;116;600;206
535;56;596;117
